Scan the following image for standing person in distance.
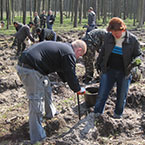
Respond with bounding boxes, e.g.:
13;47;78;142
40;10;47;28
86;7;96;34
46;9;55;30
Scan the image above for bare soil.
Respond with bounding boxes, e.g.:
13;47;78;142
0;29;145;145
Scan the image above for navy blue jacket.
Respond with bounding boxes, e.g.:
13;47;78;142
19;41;80;92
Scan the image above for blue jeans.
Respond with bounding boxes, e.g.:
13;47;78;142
94;69;132;117
47;24;53;30
17;65;56;144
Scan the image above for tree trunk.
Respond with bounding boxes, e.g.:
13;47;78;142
23;0;26;24
30;0;32;22
83;0;87;19
11;0;14;22
48;0;51;10
78;0;83;24
73;0;78;27
6;0;10;29
71;0;74;22
59;0;63;24
138;0;145;27
102;0;107;25
42;0;45;10
34;0;37;12
54;0;57;16
0;0;3;20
37;0;42;15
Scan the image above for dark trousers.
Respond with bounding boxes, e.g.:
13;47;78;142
17;40;26;55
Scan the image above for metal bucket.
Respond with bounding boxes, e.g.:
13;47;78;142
84;87;98;107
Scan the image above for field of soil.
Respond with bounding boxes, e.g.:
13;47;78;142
0;29;145;145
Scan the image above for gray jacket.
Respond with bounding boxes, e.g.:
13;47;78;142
97;31;142;76
14;25;35;42
88;11;96;26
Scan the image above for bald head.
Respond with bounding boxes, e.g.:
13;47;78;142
71;40;87;59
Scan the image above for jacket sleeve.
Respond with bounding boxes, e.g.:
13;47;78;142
26;28;35;42
132;37;142;59
60;54;81;92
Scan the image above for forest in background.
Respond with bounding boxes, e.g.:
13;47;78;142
0;0;145;30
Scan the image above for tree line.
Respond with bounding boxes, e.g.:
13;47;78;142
0;0;145;29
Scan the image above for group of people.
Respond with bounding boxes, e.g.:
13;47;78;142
13;8;141;144
11;9;56;56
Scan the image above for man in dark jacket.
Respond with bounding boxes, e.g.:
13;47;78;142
11;22;23;48
16;40;87;144
14;22;35;55
32;12;40;38
40;10;47;28
46;10;55;30
36;27;56;41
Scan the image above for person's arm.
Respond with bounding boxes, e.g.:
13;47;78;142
61;54;81;92
26;27;35;42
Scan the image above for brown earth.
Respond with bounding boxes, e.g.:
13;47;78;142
0;29;145;145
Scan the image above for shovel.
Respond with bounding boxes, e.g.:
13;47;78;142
77;93;81;120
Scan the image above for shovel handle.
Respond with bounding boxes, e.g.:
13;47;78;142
77;93;81;120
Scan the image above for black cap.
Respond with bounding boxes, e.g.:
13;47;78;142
28;22;34;25
36;27;41;33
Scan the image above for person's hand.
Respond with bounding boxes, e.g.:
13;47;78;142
77;87;86;95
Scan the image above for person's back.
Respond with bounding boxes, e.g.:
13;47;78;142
82;29;107;83
15;25;34;42
86;29;107;52
19;41;75;75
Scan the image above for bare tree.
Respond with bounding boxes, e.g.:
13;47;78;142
37;0;42;15
30;0;32;22
22;0;26;24
78;0;83;24
60;0;63;24
138;0;145;27
73;0;78;27
0;0;4;20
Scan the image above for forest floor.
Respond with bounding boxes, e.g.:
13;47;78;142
0;29;145;145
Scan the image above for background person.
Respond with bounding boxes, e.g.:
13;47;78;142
32;12;40;38
94;17;142;118
36;27;56;42
82;29;107;83
40;10;47;28
11;22;23;48
46;10;55;30
86;7;96;34
16;40;87;144
14;22;35;56
0;21;5;28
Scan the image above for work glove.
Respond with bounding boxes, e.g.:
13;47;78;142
77;87;86;95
